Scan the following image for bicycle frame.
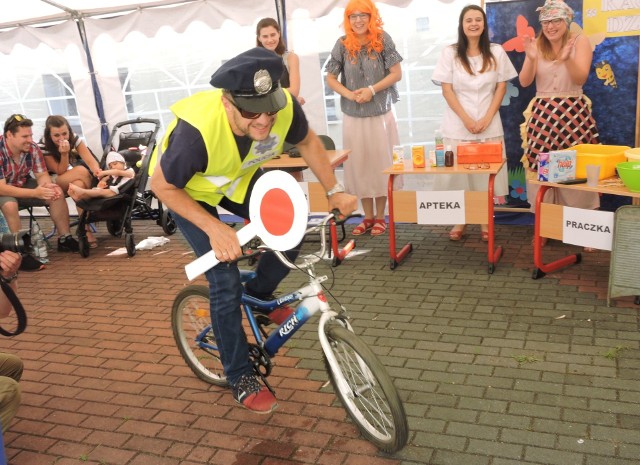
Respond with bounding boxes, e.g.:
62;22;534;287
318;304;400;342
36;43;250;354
173;212;408;453
193;212;353;359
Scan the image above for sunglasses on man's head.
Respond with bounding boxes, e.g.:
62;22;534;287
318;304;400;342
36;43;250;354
3;114;27;133
229;100;278;120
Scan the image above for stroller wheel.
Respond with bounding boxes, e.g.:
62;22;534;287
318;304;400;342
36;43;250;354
125;233;136;257
107;218;123;237
79;236;90;258
162;210;177;235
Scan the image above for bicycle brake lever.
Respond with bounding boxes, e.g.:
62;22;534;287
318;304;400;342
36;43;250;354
330;209;359;226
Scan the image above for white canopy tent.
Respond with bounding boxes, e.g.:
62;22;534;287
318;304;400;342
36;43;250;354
0;0;474;155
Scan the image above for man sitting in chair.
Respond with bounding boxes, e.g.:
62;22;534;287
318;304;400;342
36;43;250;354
68;151;134;201
0;114;79;257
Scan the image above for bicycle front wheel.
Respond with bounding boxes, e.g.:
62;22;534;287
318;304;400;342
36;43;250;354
323;325;408;453
171;285;227;386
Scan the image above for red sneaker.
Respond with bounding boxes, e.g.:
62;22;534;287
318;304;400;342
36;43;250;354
267;304;294;325
232;374;277;414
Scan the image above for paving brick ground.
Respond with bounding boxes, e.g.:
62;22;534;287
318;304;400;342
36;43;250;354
1;217;638;465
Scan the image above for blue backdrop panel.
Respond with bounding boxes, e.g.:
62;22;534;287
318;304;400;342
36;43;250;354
486;0;638;207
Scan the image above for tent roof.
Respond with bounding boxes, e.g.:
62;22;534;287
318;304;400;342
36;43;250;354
1;0;414;30
0;0;197;29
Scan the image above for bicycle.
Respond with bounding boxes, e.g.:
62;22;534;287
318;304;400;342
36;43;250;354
171;212;409;453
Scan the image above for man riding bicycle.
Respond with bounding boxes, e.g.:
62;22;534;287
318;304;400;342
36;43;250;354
150;47;356;413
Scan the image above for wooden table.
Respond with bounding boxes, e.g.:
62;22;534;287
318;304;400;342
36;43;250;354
263;149;353;266
263;150;349;170
263;150;350;212
530;177;640;279
384;160;505;273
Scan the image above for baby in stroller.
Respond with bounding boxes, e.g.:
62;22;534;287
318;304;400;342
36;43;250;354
68;151;134;201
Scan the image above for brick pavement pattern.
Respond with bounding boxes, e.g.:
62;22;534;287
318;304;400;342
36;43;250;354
0;218;639;465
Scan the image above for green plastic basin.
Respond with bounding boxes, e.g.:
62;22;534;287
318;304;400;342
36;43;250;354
617;161;640;192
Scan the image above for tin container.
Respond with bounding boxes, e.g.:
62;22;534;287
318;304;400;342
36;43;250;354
411;145;425;168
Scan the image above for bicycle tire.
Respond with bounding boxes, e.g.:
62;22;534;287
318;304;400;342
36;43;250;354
322;325;408;453
171;285;228;386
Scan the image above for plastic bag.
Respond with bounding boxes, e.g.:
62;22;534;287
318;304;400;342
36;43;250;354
30;219;49;263
136;236;170;250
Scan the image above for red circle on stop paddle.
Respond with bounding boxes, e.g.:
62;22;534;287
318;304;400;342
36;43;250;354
260;188;295;236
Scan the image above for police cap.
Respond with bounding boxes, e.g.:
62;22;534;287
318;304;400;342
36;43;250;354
210;47;287;114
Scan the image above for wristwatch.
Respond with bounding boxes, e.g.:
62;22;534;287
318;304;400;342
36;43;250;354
0;272;18;284
326;182;345;198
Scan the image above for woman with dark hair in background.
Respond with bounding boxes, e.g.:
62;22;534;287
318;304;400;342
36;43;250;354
256;17;305;105
432;4;516;241
39;115;101;247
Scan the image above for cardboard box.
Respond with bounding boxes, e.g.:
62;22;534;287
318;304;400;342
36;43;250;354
457;142;503;164
573;144;629;179
537;150;576;182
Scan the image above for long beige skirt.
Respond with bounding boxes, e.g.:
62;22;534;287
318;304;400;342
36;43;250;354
342;111;401;199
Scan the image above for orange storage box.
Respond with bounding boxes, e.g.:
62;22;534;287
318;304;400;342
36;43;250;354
456;142;503;164
573;144;629;180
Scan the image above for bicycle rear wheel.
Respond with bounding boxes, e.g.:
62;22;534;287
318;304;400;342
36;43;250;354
171;285;227;386
322;325;408;453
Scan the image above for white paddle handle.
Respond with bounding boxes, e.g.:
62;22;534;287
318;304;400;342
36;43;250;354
184;224;257;281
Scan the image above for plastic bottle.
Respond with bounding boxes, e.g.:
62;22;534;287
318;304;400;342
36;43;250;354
429;150;437;167
445;145;454;167
31;220;49;263
435;129;445;167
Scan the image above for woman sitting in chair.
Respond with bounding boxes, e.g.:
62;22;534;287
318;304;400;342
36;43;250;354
39;115;100;191
39;115;101;246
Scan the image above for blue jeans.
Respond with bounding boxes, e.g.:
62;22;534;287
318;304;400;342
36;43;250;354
172;172;300;386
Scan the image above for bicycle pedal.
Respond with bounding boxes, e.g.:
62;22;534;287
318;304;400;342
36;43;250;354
254;313;273;327
258;372;276;395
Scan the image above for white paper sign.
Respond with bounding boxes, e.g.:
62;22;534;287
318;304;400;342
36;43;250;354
562;207;614;251
416;191;466;225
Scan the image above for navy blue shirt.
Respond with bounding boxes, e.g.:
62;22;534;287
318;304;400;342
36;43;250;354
161;98;308;188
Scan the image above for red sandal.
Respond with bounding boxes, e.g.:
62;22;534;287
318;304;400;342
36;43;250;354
352;219;374;236
371;219;387;236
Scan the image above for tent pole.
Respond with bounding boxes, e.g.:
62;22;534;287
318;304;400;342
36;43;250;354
276;0;287;48
76;18;109;149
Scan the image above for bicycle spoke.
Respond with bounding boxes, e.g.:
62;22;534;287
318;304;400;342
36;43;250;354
332;337;396;436
172;285;227;386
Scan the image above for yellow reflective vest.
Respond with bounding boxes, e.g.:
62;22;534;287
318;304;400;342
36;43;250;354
150;88;294;206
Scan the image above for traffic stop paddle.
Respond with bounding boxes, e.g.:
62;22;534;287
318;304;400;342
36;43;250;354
185;170;309;280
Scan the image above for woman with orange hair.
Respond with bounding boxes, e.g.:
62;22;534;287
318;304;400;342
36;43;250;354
325;0;402;237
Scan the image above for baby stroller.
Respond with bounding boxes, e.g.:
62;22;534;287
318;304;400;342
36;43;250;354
75;117;175;257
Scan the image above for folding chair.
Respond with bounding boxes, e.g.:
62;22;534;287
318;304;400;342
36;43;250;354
17;198;52;239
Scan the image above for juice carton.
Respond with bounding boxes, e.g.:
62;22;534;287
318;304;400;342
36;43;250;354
411;145;425;168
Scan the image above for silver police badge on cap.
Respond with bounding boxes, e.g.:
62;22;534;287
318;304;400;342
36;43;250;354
253;69;273;95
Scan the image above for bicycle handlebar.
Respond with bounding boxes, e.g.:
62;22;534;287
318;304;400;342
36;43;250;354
241;211;354;271
192;211;356;275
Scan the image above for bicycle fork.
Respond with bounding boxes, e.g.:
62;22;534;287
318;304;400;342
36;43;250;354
318;313;376;398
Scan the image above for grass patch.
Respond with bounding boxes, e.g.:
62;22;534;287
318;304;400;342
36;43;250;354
604;346;629;360
513;354;539;366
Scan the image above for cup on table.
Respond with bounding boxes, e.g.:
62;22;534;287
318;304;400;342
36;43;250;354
585;164;600;187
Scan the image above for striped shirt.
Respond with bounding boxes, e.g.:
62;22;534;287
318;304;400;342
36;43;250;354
325;31;402;118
